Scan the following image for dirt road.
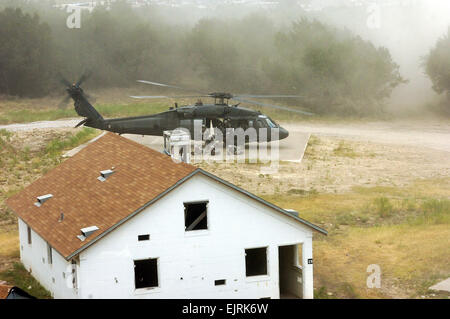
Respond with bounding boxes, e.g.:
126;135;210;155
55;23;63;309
2;118;449;152
283;120;450;153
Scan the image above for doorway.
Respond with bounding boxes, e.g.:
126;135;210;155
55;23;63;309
278;244;303;299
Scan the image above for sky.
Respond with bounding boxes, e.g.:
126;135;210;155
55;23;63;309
305;0;450;111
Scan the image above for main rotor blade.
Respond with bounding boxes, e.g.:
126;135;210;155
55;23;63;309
76;71;92;87
232;97;314;116
130;95;209;99
137;80;205;94
58;73;71;87
235;94;304;99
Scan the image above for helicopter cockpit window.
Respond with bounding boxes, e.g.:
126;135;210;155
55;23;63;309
256;120;265;128
265;118;277;128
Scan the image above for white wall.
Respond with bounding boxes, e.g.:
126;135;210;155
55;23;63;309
18;218;78;299
77;173;314;299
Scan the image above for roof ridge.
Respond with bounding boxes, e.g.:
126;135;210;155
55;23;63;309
195;169;327;235
6;132;198;259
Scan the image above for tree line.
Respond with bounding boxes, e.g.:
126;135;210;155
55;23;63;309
0;1;435;115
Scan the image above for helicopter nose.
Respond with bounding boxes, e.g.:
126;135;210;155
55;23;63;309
279;127;289;140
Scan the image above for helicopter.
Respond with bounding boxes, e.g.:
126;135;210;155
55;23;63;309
59;74;314;143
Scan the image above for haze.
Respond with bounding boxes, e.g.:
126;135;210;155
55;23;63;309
1;0;449;116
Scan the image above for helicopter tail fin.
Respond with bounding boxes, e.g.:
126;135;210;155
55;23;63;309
75;99;104;122
73;99;106;130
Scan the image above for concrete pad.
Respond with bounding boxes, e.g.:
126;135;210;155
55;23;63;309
122;132;310;162
429;278;450;293
281;132;310;162
122;134;164;151
62;128;310;162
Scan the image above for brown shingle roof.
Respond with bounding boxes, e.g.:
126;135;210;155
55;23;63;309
0;284;12;299
6;133;196;260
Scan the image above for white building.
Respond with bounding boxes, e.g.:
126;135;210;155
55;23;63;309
7;133;326;299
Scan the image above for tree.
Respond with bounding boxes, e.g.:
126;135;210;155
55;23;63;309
425;28;450;102
0;8;53;97
269;19;406;115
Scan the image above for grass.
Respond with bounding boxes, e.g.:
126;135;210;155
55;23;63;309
96;102;168;118
0;95;377;126
0;127;101;224
314;286;336;299
263;178;450;298
45;127;99;156
0;102;169;125
409;199;450;225
314;223;450;298
373;197;394;218
333;140;359;158
304;135;320;159
0;230;19;258
287;188;318;196
0;109;75;124
0;263;52;299
264;178;450;226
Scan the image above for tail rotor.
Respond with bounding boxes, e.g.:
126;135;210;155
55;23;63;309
58;72;103;128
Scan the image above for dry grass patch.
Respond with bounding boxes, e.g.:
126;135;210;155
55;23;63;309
333;140;359;158
0;230;19;258
264;178;450;226
314;223;450;298
264;179;449;298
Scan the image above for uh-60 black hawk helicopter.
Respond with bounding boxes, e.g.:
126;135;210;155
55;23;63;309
60;74;314;143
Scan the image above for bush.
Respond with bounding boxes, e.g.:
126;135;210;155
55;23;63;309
373;197;394;218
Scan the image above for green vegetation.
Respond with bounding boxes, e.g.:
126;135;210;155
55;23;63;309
0;102;169;125
424;27;450;112
95;102;168;118
0;128;100;224
0;262;52;299
287;188;317;196
0;2;405;116
0;7;52;97
264;180;450;229
373;197;394;218
263;179;450;298
0;109;75;125
333;141;358;158
410;199;450;225
304;135;320;160
45;128;98;156
314;286;335;299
